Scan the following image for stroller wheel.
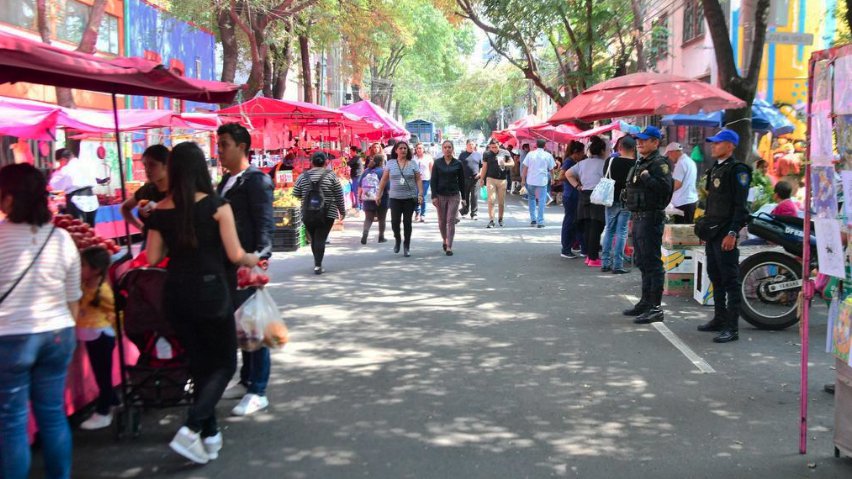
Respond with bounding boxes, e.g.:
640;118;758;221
114;408;128;440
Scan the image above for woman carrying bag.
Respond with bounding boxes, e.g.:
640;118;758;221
566;136;608;268
376;142;423;257
359;154;389;244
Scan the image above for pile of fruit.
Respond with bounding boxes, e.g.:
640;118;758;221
52;215;122;254
272;189;300;208
236;265;270;288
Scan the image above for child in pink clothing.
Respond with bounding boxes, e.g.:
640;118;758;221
770;180;799;217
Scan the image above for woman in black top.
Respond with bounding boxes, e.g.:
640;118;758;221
430;141;466;255
147;142;259;465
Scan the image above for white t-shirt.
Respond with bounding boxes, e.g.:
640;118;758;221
49;156;99;193
522;149;556;186
0;223;82;336
671;153;698;206
220;169;247;197
415;154;433;181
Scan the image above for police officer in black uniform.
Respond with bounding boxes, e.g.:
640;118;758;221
622;126;674;324
696;129;751;343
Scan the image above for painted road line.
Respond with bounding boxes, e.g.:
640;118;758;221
651;322;716;374
622;294;715;374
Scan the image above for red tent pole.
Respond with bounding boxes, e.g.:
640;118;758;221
111;93;132;253
799;52;818;455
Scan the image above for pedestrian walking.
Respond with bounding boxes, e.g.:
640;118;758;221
458;140;482;219
558;141;586;258
480;141;514;228
621;126;673;324
292;152;347;274
521;139;556;228
215;123;275;417
695;129;751;343
376;142;423;257
146;142;261;464
0;164;81;479
600;136;637;274
566;136;607;266
414;143;434;222
665;142;698;223
348;146;364;215
431;140;466;255
360;154;389;244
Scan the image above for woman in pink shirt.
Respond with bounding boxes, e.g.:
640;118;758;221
771;180;799;217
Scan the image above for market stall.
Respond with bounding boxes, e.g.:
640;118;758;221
0;29;240;438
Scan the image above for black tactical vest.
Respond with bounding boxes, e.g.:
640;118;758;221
703;159;747;223
623;153;670;211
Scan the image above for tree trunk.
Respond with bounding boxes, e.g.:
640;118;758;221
270;41;292;100
263;52;274;98
846;0;852;33
218;9;239;85
299;34;312;103
351;83;362;103
36;0;50;43
630;0;645;71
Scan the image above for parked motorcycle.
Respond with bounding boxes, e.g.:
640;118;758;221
738;213;817;330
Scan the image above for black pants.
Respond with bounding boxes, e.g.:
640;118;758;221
362;203;388;240
84;333;119;415
305;217;335;267
66;189;97;227
164;274;236;437
460;177;479;217
673;202;697;224
580;219;605;260
706;235;742;331
632;211;665;307
389;198;417;248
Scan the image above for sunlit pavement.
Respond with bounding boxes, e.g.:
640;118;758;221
38;196;852;478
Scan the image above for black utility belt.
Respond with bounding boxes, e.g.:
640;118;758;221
67;187;94;196
631;210;665;218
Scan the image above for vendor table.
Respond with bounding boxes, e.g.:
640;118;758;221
95;204;141;239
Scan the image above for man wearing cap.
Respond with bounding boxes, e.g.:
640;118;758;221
697;129;751;343
665;142;698;224
621;126;674;324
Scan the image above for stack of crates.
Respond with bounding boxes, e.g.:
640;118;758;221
662;224;701;297
272;207;301;252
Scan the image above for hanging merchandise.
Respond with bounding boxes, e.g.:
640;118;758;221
690;145;704;163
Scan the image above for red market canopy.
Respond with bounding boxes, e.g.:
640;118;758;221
218;96;347;123
340;100;409;140
549;72;747;124
0;30;240;103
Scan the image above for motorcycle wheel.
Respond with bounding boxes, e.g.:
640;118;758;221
739;251;802;330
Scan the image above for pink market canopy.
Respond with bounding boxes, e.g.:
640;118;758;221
549;72;747;124
492;116;637;145
340;100;409;140
217;96;347;124
0;96;219;140
0;30;240;103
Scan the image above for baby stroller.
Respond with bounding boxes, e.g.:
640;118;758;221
112;264;193;438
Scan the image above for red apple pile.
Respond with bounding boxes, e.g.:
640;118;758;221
52;214;122;254
236;266;270;289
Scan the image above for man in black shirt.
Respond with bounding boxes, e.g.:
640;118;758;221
216;124;275;416
348;147;364;215
458;140;482;219
697;129;751;343
480;141;514;228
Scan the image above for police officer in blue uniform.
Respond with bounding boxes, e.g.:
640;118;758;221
621;126;674;324
695;129;751;343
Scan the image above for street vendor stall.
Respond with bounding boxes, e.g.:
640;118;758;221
0;29;240;441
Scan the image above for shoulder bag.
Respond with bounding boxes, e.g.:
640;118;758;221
0;226;56;305
590;159;615;207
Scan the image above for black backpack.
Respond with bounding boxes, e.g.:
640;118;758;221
302;170;332;224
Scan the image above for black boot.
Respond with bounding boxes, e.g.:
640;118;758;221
360;233;368;245
697;309;727;332
713;329;739;343
622;302;651;316
634;306;664;324
394;239;401;254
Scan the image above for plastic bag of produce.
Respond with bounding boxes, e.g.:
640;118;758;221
236;265;270;289
235;287;288;351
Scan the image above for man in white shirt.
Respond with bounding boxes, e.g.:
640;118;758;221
49;148;102;226
521;139;556;228
665;142;698;224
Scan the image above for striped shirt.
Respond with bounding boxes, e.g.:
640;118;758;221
0;222;82;336
292;167;347;221
387;159;421;199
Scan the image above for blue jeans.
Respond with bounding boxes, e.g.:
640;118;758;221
527;184;546;224
419;180;431;216
601;202;631;269
0;327;76;479
561;195;579;254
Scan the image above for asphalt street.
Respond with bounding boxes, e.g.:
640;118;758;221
36;196;852;478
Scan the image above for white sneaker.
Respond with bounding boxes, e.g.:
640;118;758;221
80;412;112;430
169;426;209;464
221;382;247;400
231;394;269;416
202;432;223;460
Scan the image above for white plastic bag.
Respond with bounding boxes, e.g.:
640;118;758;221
590;159;615;207
235;288;288;351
